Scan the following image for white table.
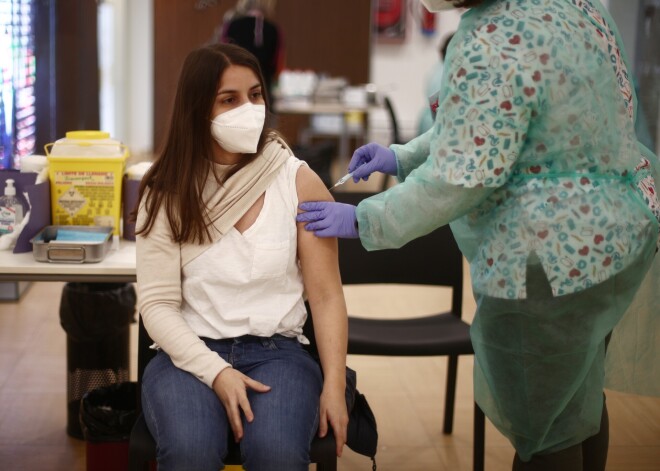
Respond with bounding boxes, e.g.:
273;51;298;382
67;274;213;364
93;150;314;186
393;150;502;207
274;99;380;162
0;237;136;283
274;99;375;115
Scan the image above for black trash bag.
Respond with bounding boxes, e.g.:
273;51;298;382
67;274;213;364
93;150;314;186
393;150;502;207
60;283;136;342
80;382;139;442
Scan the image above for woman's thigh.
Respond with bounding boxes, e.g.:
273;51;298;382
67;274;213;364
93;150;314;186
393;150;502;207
235;338;323;470
141;350;229;471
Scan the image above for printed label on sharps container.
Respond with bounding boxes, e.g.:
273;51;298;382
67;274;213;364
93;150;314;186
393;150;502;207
53;170;116;224
57;186;87;217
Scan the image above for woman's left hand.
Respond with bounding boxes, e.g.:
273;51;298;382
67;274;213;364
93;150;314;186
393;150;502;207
318;385;349;457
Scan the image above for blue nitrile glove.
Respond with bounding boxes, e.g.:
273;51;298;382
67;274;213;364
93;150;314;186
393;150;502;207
349;143;397;182
296;201;358;238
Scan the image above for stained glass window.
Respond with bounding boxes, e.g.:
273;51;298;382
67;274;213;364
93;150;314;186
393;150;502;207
0;0;36;169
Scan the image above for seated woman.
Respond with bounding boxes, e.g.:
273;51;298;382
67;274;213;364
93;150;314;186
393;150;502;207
134;43;348;471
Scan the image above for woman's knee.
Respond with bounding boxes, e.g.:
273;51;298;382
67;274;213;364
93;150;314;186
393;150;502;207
157;435;226;471
240;432;310;471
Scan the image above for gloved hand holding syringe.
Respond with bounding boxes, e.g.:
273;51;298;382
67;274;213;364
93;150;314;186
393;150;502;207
329;143;398;191
300;143;398;237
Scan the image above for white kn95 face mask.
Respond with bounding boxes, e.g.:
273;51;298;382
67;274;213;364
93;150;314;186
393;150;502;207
420;0;458;12
210;102;266;154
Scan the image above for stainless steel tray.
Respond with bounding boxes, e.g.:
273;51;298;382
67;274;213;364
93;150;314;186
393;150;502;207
30;225;113;263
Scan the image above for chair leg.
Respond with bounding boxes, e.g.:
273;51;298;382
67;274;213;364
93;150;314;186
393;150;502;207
443;355;459;434
473;402;485;471
316;457;337;471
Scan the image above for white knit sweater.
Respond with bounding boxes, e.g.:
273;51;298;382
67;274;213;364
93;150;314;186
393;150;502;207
136;148;305;388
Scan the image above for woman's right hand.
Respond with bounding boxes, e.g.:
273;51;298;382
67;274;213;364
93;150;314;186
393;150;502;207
349;142;398;182
212;368;271;442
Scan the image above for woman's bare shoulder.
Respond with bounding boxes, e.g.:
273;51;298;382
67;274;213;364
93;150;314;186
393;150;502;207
295;164;334;205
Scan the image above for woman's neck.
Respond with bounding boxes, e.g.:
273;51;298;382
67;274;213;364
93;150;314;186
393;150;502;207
212;144;242;165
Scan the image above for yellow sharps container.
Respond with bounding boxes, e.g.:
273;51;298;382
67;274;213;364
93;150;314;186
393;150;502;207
45;131;129;236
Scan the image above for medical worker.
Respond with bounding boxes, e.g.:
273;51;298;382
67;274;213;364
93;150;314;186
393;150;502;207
297;0;660;468
417;32;454;135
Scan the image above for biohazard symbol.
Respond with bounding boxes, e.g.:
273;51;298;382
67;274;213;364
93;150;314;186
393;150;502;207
58;186;87;217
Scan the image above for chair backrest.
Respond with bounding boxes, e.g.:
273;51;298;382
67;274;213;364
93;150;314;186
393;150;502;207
137;317;156;383
333;191;463;317
382;96;403;145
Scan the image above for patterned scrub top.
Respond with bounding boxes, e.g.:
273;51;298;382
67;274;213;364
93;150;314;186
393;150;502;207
356;0;659;299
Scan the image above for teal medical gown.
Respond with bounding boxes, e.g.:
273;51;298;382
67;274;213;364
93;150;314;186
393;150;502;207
355;0;660;460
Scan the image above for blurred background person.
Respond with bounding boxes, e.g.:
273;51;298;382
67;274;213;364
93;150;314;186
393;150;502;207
416;32;455;136
214;0;285;102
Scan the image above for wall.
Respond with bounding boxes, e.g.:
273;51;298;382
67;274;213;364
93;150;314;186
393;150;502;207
98;0;153;159
127;0;154;158
148;0;371;151
369;6;462;143
118;0;660;158
45;0;100;144
113;0;457;154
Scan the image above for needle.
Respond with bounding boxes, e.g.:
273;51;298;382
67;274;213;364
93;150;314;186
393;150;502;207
329;172;354;191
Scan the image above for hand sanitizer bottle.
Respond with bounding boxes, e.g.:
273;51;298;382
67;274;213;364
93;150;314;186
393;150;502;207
0;179;25;235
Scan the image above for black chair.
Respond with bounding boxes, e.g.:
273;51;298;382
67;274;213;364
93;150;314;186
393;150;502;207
128;316;338;471
293;140;336;189
334;191;486;471
382;96;403;147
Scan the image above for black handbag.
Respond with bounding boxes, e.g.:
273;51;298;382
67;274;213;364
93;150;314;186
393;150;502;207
346;367;378;471
345;367;378;469
303;309;378;468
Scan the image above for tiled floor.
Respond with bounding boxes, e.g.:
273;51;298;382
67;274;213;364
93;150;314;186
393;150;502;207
1;275;659;470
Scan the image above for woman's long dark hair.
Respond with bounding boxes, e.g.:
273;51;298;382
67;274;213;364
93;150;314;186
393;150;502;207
135;43;271;244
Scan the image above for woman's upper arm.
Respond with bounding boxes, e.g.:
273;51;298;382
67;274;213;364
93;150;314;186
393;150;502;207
295;165;343;301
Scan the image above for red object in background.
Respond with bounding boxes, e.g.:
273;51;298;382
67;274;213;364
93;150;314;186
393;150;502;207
376;0;403;30
421;7;436;36
375;0;407;42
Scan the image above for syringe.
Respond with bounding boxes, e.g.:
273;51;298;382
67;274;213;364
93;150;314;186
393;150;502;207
329;172;354;191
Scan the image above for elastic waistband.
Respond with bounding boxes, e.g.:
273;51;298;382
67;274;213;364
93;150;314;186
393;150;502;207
511;171;634;182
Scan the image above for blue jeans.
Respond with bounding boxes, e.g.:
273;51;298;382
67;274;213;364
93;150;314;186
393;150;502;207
141;335;323;471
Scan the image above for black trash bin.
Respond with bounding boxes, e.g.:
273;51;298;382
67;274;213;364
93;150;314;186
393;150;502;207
80;382;138;471
59;282;136;439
